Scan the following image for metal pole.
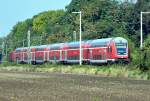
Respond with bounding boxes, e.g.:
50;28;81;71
23;40;25;47
1;41;4;63
140;12;150;49
72;11;82;65
73;31;77;41
2;41;4;56
140;12;143;49
40;32;45;45
40;36;42;45
28;30;31;64
6;44;7;60
79;11;82;65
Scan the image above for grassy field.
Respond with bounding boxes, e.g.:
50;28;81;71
0;63;149;80
0;71;150;101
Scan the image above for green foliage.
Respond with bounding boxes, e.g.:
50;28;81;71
32;10;64;34
2;0;150;69
138;35;150;70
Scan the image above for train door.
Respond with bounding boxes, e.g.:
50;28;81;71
22;51;24;62
44;48;49;62
60;50;62;61
48;50;51;62
62;50;67;62
83;48;89;62
20;51;23;62
89;49;92;60
51;50;58;63
18;51;22;62
16;52;20;63
35;48;44;63
32;52;35;62
57;50;61;62
107;46;112;59
49;50;56;63
83;48;90;64
24;51;28;63
43;49;46;62
22;49;28;63
102;48;107;60
90;47;107;64
53;51;57;62
31;48;36;63
32;52;35;64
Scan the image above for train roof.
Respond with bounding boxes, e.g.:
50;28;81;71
90;38;112;44
88;37;127;44
30;46;38;48
86;37;127;47
16;46;38;50
113;37;128;43
48;43;64;47
86;38;112;47
66;41;85;47
35;45;48;49
14;37;127;50
15;47;28;51
48;43;64;50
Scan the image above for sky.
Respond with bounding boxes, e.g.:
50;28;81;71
0;0;71;37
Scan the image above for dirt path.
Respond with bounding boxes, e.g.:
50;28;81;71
0;71;150;101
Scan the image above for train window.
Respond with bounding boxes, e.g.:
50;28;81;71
49;52;59;60
69;46;79;49
68;55;79;60
103;55;106;59
22;49;26;52
16;50;21;52
93;55;103;60
67;42;80;49
36;56;43;60
107;47;112;53
109;47;112;52
107;48;109;52
36;48;44;51
116;43;127;55
50;56;59;60
99;55;102;60
116;43;127;47
24;57;28;60
99;50;102;52
91;42;107;47
50;46;60;50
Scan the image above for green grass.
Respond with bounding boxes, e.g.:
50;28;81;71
0;63;150;80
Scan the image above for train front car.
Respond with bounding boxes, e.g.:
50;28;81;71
113;37;129;63
88;37;129;64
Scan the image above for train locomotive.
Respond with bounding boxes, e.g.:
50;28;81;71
9;37;130;64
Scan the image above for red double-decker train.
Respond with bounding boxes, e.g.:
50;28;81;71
9;37;130;64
